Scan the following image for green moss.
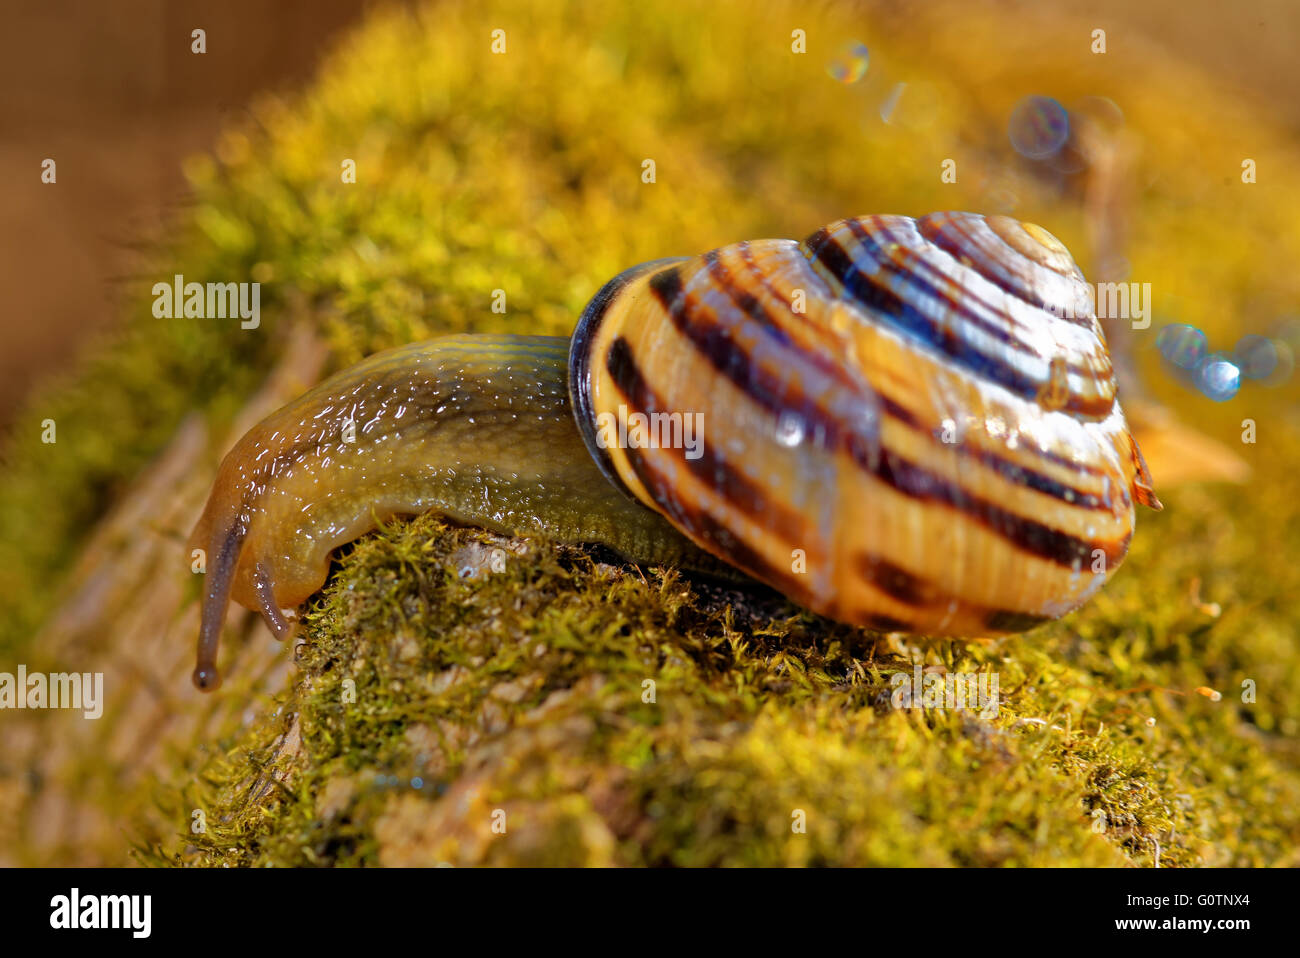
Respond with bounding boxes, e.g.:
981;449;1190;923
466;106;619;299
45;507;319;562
160;465;1299;867
6;0;1299;866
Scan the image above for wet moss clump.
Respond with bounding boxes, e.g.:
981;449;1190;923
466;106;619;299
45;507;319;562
3;0;1299;866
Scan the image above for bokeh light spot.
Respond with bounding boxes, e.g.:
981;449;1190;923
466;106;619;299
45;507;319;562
1157;323;1208;370
827;42;870;84
1009;95;1070;159
1195;354;1241;402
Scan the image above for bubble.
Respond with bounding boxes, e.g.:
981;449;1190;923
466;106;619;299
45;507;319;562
1233;334;1278;380
827;41;870;84
1156;323;1207;370
1195;354;1241;402
1008;96;1070;160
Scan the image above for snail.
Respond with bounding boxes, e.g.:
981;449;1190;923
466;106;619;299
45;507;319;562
188;211;1160;690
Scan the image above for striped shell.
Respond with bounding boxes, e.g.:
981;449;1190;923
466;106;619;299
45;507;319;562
571;212;1160;635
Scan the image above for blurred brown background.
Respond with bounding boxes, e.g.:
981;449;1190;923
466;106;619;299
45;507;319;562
0;0;1297;425
0;0;377;423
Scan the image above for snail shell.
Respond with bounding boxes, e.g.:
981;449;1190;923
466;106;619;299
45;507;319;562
187;211;1159;690
572;211;1160;635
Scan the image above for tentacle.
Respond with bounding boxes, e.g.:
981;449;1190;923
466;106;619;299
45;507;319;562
193;517;245;691
254;562;294;640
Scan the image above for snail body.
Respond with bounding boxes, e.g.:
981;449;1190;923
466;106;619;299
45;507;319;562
188;212;1159;690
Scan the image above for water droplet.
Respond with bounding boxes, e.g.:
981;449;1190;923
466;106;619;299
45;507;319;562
1195;354;1241;402
1008;95;1070;160
1233;334;1278;380
1156;323;1207;370
775;410;806;447
827;41;870;84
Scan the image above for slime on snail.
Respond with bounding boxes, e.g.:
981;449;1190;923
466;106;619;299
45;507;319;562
188;212;1161;691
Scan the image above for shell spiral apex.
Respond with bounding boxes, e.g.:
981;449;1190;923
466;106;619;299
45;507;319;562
188;210;1159;690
